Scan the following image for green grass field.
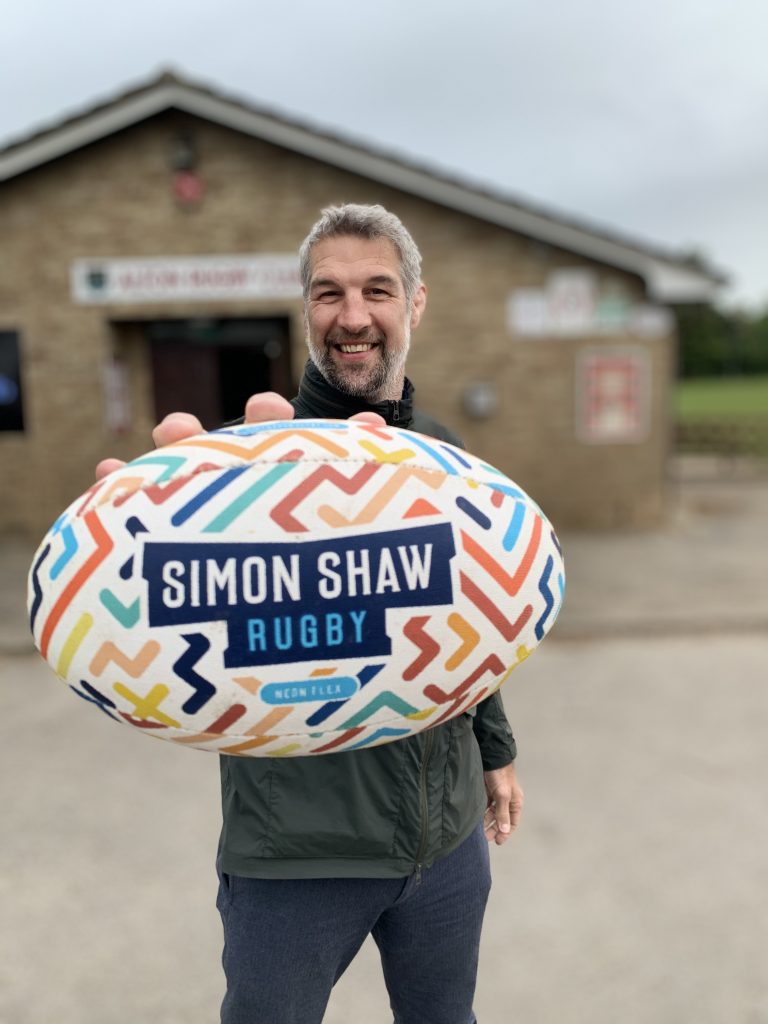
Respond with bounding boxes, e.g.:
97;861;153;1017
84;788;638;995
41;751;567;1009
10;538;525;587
675;375;768;419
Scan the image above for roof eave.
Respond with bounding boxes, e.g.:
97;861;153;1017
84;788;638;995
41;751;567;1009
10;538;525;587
0;78;725;304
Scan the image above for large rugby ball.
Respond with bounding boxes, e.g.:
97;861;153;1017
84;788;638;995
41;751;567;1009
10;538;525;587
28;419;564;756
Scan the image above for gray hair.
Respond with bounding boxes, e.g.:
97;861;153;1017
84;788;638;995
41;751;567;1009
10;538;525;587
298;203;423;306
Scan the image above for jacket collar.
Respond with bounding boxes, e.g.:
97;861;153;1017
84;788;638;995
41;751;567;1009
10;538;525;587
296;360;414;427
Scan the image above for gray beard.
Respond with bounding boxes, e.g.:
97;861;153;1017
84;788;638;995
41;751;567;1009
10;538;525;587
309;336;408;401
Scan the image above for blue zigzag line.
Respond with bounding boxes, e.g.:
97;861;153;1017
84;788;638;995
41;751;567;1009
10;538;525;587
502;501;527;551
551;529;563;557
49;524;78;581
405;435;460;474
455;496;492;530
71;681;120;722
171;465;250;526
29;543;51;634
344;727;411;751
121;517;150;579
440;445;472;469
214;420;342;437
535;555;556;640
174;633;216;714
305;664;385;727
487;481;527;502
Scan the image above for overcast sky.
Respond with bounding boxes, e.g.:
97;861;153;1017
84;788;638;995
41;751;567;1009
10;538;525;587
3;0;767;310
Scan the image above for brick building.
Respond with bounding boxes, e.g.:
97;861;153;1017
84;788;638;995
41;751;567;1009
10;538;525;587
0;71;723;540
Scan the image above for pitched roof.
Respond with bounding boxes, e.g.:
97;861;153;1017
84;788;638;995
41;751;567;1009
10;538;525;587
0;68;725;302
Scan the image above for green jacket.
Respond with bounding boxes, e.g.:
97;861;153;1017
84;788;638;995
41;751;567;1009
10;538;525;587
218;361;517;879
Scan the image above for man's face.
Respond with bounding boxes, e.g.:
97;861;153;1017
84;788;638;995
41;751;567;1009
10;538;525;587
305;235;426;403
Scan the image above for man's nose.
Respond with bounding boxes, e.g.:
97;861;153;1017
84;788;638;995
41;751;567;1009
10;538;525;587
336;292;372;333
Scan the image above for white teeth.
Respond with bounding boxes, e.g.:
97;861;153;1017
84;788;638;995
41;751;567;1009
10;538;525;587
339;344;374;353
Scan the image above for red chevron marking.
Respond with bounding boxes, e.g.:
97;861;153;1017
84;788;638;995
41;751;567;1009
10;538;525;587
460;572;533;641
311;727;366;753
270;463;380;532
404;498;441;518
278;448;305;462
357;424;395;441
113;462;223;507
402;616;440;680
40;511;114;659
206;703;248;734
430;685;491;727
119;714;168;730
423;653;505;705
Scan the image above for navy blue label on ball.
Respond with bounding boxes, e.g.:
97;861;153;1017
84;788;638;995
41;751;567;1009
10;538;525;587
141;523;455;668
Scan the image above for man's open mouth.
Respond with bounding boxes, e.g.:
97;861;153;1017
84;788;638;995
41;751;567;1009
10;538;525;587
334;342;378;353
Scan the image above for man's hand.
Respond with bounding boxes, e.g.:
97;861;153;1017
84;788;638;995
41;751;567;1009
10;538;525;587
94;392;385;480
483;762;524;846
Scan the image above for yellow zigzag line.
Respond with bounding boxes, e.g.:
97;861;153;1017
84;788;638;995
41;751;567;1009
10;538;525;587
113;682;181;727
318;465;446;528
486;645;532;695
56;613;94;678
357;440;416;464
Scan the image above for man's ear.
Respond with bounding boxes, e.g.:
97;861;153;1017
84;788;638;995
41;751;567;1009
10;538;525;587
410;284;427;329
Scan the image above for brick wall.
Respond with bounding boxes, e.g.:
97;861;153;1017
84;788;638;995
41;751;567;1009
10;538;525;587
0;112;673;539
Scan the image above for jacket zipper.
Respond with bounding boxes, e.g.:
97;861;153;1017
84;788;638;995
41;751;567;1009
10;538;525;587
390;401;400;423
413;728;435;882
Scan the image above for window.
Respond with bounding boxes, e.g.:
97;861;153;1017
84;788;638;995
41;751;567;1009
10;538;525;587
0;331;25;432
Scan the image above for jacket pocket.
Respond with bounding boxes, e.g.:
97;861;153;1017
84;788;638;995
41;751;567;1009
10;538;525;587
264;745;411;859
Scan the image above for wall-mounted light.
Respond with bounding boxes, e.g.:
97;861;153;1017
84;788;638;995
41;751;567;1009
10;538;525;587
169;132;198;172
462;381;499;420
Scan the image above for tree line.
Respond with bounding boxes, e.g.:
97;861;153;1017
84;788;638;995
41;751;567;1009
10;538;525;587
675;304;768;377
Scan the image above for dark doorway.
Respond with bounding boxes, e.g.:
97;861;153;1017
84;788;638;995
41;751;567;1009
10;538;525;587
146;317;292;429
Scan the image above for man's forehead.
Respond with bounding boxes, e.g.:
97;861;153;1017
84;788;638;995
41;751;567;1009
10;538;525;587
309;235;401;282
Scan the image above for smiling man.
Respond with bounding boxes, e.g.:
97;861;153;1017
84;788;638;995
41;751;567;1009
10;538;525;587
111;204;523;1024
302;226;426;402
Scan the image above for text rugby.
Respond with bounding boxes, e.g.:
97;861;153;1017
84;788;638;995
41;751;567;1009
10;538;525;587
28;419;564;756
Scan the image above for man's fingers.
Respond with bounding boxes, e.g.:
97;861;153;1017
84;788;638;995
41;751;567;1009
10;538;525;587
349;412;386;425
152;412;204;449
244;393;295;424
95;458;126;481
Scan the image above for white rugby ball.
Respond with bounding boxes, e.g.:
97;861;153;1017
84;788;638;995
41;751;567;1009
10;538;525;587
28;419;564;756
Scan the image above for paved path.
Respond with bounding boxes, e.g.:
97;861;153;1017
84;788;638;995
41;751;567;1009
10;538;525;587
2;457;767;1022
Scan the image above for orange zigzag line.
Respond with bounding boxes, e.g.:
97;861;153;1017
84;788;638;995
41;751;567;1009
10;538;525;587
40;511;114;660
219;706;294;755
460;514;542;596
89;640;162;678
318;465;445;528
173;429;350;461
445;613;479;670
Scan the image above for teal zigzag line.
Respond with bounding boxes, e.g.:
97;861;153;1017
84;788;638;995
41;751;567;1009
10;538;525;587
344;727;411;750
128;454;188;483
203;463;297;532
342;690;419;728
99;588;140;628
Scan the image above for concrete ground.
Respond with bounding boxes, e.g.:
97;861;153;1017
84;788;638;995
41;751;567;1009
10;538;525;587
2;456;767;1023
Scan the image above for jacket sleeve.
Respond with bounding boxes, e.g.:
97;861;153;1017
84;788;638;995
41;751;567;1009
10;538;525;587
472;692;517;770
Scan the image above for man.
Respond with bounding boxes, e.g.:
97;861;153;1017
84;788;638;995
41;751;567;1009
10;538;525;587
98;204;523;1024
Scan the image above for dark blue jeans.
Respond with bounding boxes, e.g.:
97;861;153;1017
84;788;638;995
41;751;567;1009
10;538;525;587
216;823;492;1024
